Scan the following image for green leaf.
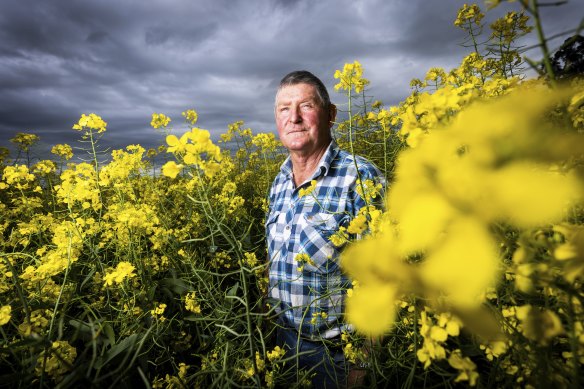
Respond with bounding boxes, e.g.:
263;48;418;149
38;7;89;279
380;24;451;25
95;333;138;369
160;277;191;295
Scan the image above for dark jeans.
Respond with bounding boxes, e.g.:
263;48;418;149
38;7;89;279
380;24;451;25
276;326;348;389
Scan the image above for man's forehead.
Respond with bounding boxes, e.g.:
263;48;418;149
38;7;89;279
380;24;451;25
276;83;318;103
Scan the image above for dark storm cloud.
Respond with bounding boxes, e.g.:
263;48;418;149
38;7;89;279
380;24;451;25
0;0;581;161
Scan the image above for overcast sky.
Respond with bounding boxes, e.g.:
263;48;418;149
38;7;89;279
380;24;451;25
0;0;581;159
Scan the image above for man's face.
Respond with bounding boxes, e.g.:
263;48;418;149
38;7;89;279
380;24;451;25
275;83;335;154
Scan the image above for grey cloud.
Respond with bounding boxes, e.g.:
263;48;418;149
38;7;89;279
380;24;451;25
0;0;580;161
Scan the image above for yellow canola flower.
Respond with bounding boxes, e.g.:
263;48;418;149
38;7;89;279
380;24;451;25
267;346;285;362
342;230;409;287
103;261;136;286
182;109;198;125
346;283;398;337
448;350;479;386
396;191;457;255
162;161;183;179
251;132;278;152
0;305;11;326
33;160;56;175
420;217;500;308
295;253;315;272
35;340;77;380
298;180;317;198
516;305;564;345
151;303;167;316
151;112;171;129
486;162;582;227
347;213;368;235
72;113;107;133
454;4;484;27
1;165;35;189
185;292;202;314
553;224;584;282
10;132;40;150
166;133;190;154
334;60;370;93
51;143;73;160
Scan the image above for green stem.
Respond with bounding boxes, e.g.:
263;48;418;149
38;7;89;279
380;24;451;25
528;0;557;86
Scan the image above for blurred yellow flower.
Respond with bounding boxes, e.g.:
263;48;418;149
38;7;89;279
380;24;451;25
162;161;183;179
346;284;397;336
0;305;11;326
448;349;479;386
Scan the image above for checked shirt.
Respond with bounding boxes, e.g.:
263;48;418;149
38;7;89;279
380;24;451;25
266;141;384;339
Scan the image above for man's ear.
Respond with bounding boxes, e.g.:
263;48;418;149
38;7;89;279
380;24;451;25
329;104;337;128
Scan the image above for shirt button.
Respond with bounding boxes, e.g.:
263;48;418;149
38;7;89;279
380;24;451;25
285;226;291;231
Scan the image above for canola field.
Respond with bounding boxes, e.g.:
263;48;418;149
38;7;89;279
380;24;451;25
1;3;583;388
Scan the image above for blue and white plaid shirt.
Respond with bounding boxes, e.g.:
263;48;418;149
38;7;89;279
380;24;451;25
266;141;384;339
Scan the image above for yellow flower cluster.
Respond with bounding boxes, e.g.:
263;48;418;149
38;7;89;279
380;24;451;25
55;162;101;210
310;311;328;325
341;331;366;364
266;346;285;362
99;145;146;186
151;112;171;129
416;309;462;368
568;85;584;130
515;305;564;345
185;292;202;314
342;85;583;339
334;60;370;94
0;305;11;326
32;160;56;175
163;127;223;178
212;182;245;215
251;132;278;152
150;303;167;320
239;346;286;388
448;349;479;386
454;3;484;27
35;340;77;380
72;113;107;133
295;252;315;272
182;109;198;125
0;165;35;190
10;132;40;150
103;261;137;286
490;11;532;44
355;178;383;204
210;251;235;270
20;220;84;282
51;143;74;160
298;179;317;198
18;309;51;337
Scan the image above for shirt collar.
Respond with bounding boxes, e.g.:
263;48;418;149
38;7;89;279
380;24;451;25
280;140;340;179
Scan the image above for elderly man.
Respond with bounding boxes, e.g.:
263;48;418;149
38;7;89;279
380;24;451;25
266;70;384;388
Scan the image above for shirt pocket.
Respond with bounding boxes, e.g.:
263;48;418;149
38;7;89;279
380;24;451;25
298;212;349;274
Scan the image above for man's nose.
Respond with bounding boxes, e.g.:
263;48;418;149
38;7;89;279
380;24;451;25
289;106;301;123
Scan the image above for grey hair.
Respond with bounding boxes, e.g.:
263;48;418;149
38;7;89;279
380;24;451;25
275;70;331;109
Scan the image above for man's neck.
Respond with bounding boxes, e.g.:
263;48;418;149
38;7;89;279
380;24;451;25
290;141;331;187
